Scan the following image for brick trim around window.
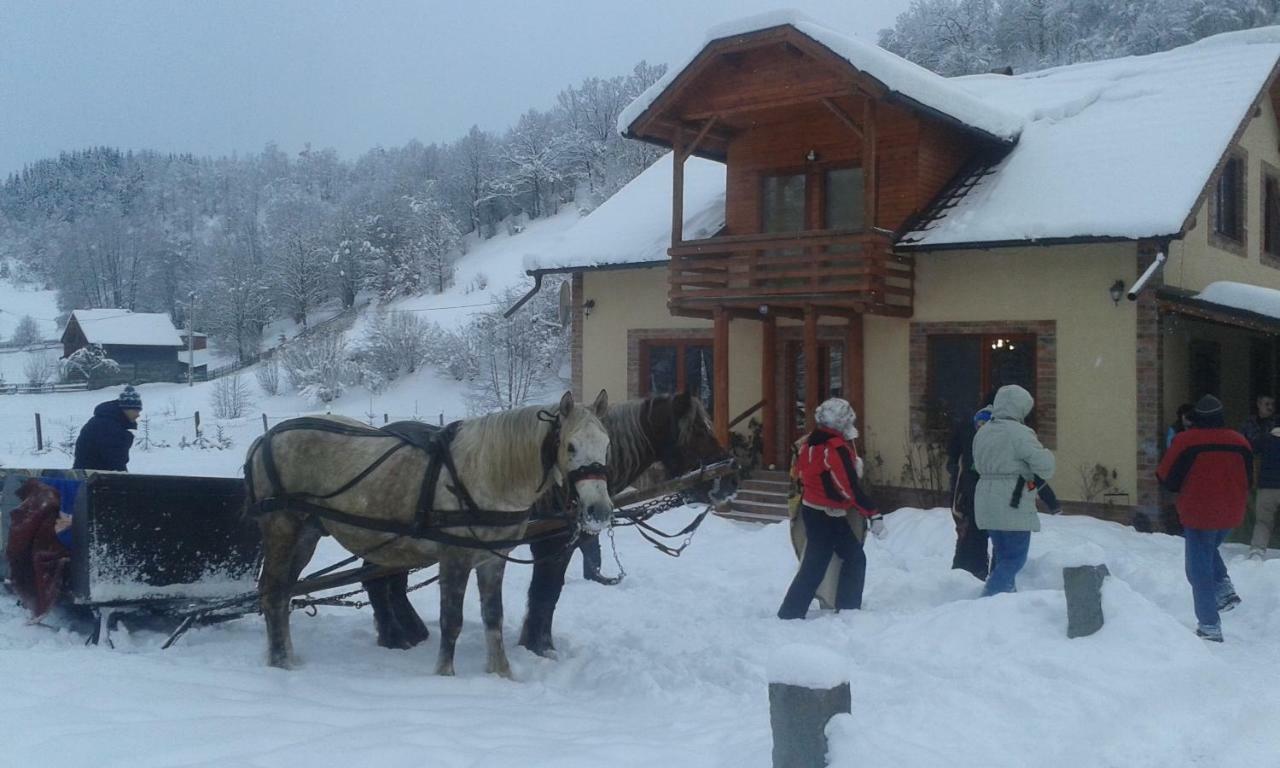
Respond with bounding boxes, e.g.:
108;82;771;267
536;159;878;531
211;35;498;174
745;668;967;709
1261;160;1280;269
909;321;1058;449
1209;147;1248;257
626;328;714;400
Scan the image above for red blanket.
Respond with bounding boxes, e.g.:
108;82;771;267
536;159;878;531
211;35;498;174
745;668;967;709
5;479;70;620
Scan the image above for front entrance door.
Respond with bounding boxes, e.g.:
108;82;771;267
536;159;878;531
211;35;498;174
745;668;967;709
784;340;845;452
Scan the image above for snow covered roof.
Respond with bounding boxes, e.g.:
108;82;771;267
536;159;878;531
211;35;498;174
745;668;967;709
523;152;725;273
619;10;1023;145
177;349;210;369
1195;281;1280;320
900;27;1280;249
67;309;184;347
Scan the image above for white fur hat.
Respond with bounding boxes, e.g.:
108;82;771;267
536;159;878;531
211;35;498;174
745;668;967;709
815;397;858;441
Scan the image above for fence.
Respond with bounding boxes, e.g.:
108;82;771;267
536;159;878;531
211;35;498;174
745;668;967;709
0;381;88;396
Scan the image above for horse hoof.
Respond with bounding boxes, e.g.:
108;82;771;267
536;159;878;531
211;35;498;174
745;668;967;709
487;662;514;679
267;653;295;670
435;663;455;676
377;635;415;651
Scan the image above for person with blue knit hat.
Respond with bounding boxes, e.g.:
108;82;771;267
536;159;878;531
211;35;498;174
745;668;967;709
73;384;141;472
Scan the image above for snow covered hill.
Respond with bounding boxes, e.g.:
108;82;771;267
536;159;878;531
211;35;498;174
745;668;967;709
1;507;1277;767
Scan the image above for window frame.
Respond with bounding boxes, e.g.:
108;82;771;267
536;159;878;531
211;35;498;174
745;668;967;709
637;337;715;412
1210;150;1248;255
925;332;1039;431
1263;160;1280;265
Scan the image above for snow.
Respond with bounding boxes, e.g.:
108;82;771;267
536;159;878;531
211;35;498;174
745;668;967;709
902;26;1280;248
69;309;183;347
1195;280;1280;320
2;507;1279;767
0;275;60;342
177;349;211;369
618;10;1023;145
522;152;726;272
767;643;849;689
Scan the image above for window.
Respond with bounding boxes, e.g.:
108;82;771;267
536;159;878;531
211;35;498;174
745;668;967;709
761;174;806;234
639;339;715;416
1265;170;1280;257
824;167;865;231
1215;155;1245;242
926;333;1037;430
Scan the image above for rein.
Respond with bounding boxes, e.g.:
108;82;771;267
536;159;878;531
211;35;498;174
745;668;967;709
247;413;594;558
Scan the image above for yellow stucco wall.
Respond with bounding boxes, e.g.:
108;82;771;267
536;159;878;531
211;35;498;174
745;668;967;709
580;267;762;421
862;244;1140;504
579;245;1141;504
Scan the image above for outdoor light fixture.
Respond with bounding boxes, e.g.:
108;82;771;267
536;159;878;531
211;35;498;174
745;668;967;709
583;299;596;317
758;304;770;316
806;149;817;162
1109;279;1125;305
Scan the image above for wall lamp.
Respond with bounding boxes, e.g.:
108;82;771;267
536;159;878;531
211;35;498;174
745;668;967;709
1109;280;1125;305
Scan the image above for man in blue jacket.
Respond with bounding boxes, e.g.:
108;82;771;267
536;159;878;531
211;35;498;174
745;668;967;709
72;385;141;472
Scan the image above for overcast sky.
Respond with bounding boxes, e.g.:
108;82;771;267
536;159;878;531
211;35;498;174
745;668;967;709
0;1;913;176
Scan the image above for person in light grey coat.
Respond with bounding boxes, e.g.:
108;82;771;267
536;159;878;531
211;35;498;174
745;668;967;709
972;385;1056;596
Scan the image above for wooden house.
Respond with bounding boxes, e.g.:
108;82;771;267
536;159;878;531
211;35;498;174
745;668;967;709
61;309;187;387
518;15;1280;524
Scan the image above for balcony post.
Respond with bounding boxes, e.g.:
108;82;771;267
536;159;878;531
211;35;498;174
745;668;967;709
672;130;685;246
804;306;819;433
845;313;865;437
714;307;730;446
762;314;778;468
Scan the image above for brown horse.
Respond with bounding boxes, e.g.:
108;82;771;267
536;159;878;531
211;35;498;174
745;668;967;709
364;393;739;656
245;390;612;676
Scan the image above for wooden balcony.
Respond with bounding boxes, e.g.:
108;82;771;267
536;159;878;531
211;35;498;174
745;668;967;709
666;228;913;318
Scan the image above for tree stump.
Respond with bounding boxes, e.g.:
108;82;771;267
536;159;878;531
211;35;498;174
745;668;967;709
1064;564;1109;638
768;645;851;768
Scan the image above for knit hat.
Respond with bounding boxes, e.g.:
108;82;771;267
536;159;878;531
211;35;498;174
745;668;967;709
1193;394;1223;418
117;385;142;411
973;406;993;426
815;397;858;441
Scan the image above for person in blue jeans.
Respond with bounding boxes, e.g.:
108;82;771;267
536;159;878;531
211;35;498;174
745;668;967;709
1158;395;1252;641
972;385;1056;596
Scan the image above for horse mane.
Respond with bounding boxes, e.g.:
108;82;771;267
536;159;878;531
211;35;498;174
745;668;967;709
451;404;558;496
677;396;713;443
603;400;656;487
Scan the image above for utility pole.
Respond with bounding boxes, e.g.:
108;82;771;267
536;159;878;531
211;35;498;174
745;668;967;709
187;291;197;387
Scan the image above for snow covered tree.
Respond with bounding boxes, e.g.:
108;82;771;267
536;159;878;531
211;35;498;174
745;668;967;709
265;185;333;327
465;280;567;413
9;314;41;348
60;343;120;382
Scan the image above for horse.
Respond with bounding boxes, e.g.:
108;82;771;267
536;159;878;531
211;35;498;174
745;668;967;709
244;390;613;676
362;392;739;657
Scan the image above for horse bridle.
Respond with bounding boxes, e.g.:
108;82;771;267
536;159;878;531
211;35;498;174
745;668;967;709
536;408;610;499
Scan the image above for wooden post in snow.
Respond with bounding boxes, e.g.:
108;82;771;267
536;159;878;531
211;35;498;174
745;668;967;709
194;410;201;438
35;413;43;451
262;413;269;434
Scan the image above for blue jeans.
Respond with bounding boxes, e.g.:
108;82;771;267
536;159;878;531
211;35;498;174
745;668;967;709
983;531;1031;596
1184;527;1232;628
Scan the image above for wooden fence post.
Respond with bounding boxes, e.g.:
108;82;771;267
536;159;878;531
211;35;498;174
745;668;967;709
439;413;444;426
383;413;388;424
194;410;201;438
768;645;851;768
35;413;43;451
262;413;269;433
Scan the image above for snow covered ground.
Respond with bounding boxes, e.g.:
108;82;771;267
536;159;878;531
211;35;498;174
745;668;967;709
2;507;1277;767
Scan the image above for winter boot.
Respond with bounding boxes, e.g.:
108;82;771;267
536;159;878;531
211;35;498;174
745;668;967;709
1195;624;1224;643
1217;591;1242;612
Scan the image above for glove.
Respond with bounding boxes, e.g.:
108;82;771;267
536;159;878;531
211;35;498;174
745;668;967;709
855;456;865;479
869;514;887;540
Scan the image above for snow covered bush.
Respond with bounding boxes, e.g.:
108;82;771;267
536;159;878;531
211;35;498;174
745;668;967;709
279;331;353;403
464;280;567;413
22;351;53;386
358;309;434;386
210;374;254;419
255;356;281;396
60;344;120;382
10;315;42;348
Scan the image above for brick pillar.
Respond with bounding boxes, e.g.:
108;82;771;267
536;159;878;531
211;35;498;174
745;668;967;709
1135;244;1165;521
571;271;584;401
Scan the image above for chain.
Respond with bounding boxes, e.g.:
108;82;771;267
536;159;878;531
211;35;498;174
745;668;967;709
293;571;439;611
606;524;627;580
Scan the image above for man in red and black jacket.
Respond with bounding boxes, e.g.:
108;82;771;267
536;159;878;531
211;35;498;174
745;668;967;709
1157;394;1252;642
778;398;884;619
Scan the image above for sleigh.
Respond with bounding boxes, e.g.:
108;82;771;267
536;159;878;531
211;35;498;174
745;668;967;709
1;469;261;644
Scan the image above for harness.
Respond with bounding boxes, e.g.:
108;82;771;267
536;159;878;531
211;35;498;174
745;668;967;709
246;415;599;556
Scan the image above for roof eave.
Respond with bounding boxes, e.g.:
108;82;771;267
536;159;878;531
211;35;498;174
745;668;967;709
894;232;1182;252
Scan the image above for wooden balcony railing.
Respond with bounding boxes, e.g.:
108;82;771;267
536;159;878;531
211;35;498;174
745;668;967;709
666;228;913;316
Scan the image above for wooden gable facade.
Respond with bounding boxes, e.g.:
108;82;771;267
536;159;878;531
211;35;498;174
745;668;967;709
622;23;1005;454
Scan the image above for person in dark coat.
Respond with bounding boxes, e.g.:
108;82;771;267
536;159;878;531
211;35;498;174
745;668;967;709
948;406;992;580
72;385;141;472
778;398;883;619
1157;395;1252;642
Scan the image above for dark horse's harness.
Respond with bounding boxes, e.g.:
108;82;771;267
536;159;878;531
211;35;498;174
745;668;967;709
246;414;607;556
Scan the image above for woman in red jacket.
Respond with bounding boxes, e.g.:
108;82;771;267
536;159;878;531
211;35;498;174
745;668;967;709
778;398;885;619
1157;394;1252;642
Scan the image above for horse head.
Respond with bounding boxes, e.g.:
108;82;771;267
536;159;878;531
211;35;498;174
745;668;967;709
552;389;613;535
650;392;740;506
